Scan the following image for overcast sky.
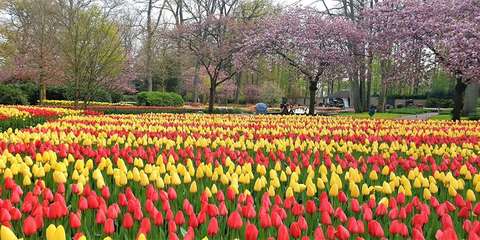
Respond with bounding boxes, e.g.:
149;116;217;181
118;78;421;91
275;0;337;9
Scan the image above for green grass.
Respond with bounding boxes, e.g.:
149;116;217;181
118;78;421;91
387;107;429;115
338;112;405;119
428;114;469;121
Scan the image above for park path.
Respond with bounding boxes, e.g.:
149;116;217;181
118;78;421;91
396;112;439;120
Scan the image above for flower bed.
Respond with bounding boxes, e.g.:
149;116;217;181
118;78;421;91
0;105;97;131
0;114;478;239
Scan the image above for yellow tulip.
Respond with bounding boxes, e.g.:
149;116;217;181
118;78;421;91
467;189;476;202
190;181;198;193
448;185;457;196
369;170;378;180
46;224;57;240
362;183;370;195
138;233;147;240
329;183;339;197
423;188;432;200
0;225;18;240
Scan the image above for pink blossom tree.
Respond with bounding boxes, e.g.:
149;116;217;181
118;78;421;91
174;16;248;113
365;0;480;120
236;8;364;115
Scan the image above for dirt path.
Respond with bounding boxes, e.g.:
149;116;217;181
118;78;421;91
396;112;439;120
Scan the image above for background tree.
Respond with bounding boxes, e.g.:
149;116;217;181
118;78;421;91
175;16;247;113
237;8;364;115
366;0;480;120
3;0;61;104
58;5;126;106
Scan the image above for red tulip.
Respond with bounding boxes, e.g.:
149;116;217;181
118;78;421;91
69;212;81;229
351;199;360;213
140;217;151;234
292;203;304;216
0;208;11;222
168;220;177;233
104;218;115;234
435;228;458;240
297;216;307;231
338;191;348;203
167;187;177;200
23;215;37;236
326;225;336;239
184;227;195;240
367;220;384;238
271;211;283;228
101;186;110;199
87;194;99;209
227;211;243;229
321;212;332;225
226;187;236;202
334;207;347;222
347;217;358;233
122;212;134;229
277;224;289;240
314;226;325;240
174;211;185;225
335;225;350;240
412;227;425;240
245;222;259;240
290;222;302;238
207;217;219;236
96;208;106;224
260;212;271;228
78;196;88;211
306;200;316;214
207;204;219;217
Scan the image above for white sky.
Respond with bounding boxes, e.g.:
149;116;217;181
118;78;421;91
275;0;337;9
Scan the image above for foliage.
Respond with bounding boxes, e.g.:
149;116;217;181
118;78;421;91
0;84;28;105
259;81;283;105
110;91;124;103
137;91;184;107
174;16;249;112
237;8;364;114
14;82;39;105
46;85;68;100
0;117;46;132
425;98;454;108
60;7;126;104
366;0;480;120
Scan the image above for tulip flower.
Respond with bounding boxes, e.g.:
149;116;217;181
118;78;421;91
104;218;115;235
245;222;259;240
1;225;18;240
227;211;243;229
207;217;219;236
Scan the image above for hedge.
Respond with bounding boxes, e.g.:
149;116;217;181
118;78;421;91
0;85;28;105
0;117;47;132
136;92;184;107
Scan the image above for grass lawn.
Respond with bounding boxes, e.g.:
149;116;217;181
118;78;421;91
428;114;469;121
338;112;405;119
387;107;429;115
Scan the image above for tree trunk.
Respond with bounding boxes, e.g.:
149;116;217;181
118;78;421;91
366;54;373;110
308;80;318;116
192;61;200;103
452;77;467;121
234;72;241;104
146;0;154;92
39;65;46;105
463;82;479;116
378;82;387;112
350;75;362;113
208;83;216;113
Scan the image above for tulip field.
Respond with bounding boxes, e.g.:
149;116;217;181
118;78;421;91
0;111;479;240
